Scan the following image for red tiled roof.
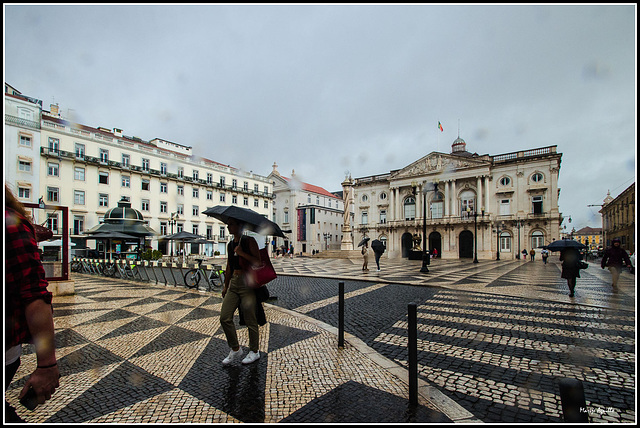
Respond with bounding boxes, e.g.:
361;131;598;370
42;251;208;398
281;176;340;199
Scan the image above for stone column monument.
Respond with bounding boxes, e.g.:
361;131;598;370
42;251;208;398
340;174;354;251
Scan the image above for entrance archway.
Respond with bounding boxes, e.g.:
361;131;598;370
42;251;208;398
429;232;442;257
459;230;474;258
401;232;413;258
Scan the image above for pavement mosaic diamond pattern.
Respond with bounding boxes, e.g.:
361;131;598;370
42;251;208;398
7;276;446;423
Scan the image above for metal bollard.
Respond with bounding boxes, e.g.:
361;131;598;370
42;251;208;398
408;302;418;406
338;282;345;348
559;378;589;422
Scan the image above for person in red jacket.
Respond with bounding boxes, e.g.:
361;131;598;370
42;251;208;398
601;238;632;288
5;185;59;422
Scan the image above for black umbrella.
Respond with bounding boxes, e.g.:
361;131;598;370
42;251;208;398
371;239;385;253
203;205;286;238
358;237;370;247
546;239;587;252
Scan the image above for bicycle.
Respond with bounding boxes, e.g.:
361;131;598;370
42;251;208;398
184;259;225;292
70;258;83;273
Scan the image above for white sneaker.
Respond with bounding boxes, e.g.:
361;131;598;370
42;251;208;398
242;350;260;365
222;348;242;366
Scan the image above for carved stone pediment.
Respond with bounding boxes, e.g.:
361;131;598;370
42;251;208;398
391;152;489;180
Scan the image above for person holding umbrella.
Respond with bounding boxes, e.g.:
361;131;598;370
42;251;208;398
203;205;286;366
601;238;631;288
371;239;385;271
560;247;582;297
219;218;263;366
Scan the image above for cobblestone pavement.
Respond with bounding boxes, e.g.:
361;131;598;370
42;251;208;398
6;256;635;423
6;275;450;424
267;256;636;423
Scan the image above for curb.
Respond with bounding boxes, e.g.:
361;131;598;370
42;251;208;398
268;303;482;423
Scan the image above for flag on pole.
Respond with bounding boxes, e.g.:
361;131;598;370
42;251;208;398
438;121;443;132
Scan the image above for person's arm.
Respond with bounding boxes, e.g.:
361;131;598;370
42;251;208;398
19;298;59;404
222;258;232;297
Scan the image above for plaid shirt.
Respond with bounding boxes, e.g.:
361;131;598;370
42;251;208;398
5;207;52;350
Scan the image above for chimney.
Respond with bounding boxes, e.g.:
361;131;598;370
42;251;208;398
50;104;59;116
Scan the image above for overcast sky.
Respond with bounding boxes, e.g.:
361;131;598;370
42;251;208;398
4;4;636;231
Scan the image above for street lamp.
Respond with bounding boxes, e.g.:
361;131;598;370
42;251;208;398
169;212;179;260
468;206;485;263
419;181;439;273
494;221;503;261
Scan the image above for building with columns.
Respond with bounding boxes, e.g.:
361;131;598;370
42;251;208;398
269;163;344;255
344;137;563;260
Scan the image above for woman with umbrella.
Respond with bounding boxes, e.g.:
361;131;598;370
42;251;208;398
219;218;263;366
359;237;370;272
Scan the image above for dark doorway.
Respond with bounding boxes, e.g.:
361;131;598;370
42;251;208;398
459;230;474;259
401;232;413;258
429;232;442;257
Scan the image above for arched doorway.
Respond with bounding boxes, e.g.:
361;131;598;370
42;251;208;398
459;230;474;258
401;232;413;258
429;232;442;257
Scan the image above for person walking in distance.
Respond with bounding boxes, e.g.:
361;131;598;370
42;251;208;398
560;247;581;297
601;238;631;288
219;218;263;365
5;185;59;421
361;242;369;272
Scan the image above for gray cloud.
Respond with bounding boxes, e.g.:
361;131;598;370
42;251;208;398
4;4;636;230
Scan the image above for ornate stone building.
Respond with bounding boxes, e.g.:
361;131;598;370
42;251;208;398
344;137;563;260
600;183;635;252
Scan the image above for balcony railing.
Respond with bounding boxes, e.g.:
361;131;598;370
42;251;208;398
39;147;276;199
5;114;41;130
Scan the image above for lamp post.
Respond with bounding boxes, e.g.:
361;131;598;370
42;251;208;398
169;212;178;261
469;206;485;263
515;218;523;259
495;221;503;261
420;181;438;273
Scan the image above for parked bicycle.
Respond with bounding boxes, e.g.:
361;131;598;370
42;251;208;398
184;259;225;292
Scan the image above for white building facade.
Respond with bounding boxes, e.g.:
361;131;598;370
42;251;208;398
346;137;563;260
22;102;273;257
4;88;44;218
269;163;344;255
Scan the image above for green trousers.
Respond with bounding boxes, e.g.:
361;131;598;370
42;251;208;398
220;274;259;352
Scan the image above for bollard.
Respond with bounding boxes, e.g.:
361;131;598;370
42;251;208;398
408;302;418;406
559;378;589;422
338;282;345;348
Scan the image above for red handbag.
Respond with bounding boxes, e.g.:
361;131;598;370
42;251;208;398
237;238;277;289
244;247;277;289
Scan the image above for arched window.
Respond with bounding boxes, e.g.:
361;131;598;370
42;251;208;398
404;196;416;220
500;232;512;252
531;231;545;248
460;190;476;217
531;172;544;183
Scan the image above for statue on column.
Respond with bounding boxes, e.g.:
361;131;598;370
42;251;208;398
341;173;354;251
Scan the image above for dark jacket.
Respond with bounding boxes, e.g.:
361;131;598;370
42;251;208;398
560;248;581;279
601;245;631;268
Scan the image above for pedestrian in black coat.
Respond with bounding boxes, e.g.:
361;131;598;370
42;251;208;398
601;238;631;288
560;248;581;297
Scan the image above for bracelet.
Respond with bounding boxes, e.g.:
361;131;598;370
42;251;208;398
37;362;57;369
